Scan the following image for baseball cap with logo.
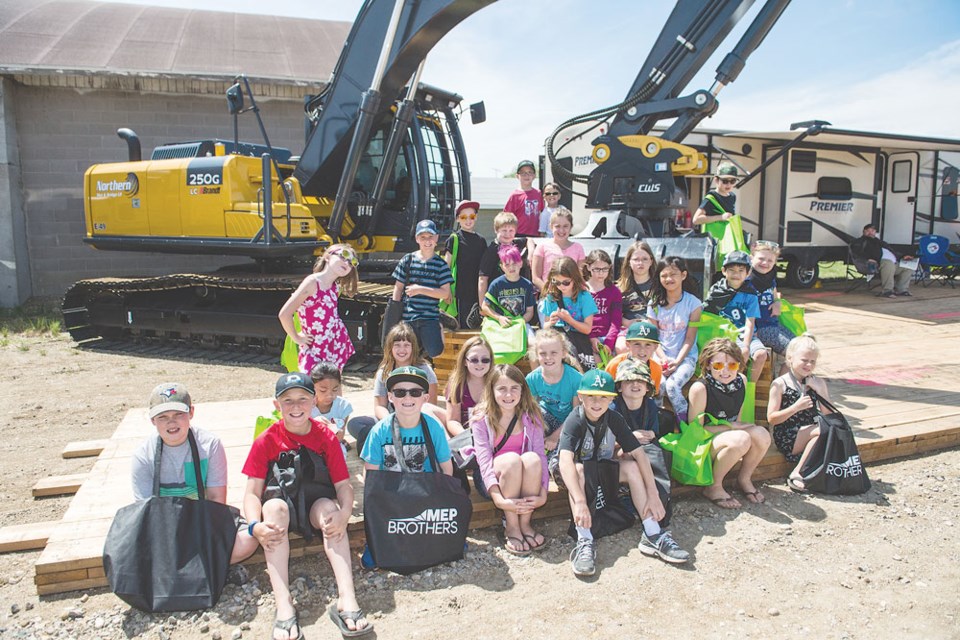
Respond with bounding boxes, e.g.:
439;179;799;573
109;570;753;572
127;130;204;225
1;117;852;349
415;220;438;236
625;321;660;344
578;369;617;397
275;372;315;398
148;382;192;418
516;160;536;173
386;366;430;392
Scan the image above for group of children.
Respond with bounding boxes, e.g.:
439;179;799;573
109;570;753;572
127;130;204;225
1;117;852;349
129;164;839;634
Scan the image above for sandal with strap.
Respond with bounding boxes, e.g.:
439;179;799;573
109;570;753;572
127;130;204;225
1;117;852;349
328;603;374;637
274;613;304;640
523;532;547;552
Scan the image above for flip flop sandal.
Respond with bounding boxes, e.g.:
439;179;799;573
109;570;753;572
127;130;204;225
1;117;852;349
708;495;740;509
274;613;304;640
787;476;808;494
504;535;531;556
328;603;374;637
523;532;548;552
742;490;765;504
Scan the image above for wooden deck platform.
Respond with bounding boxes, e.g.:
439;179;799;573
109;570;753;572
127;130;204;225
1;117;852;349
26;283;960;595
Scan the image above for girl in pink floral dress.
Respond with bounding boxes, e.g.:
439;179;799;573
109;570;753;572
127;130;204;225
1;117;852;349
279;244;360;372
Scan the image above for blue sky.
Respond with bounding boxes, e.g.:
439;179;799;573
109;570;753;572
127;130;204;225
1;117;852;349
109;0;959;177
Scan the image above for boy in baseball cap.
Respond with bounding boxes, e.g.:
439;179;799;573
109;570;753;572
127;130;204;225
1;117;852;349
360;366;452;474
132;382;259;562
605;321;663;393
392;218;453;358
611;360;689;564
704;250;768;381
503;159;543;237
556;369;665;577
242;372;372;637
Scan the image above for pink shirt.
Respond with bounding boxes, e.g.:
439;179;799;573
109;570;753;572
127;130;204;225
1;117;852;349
504;188;543;236
533;240;586;282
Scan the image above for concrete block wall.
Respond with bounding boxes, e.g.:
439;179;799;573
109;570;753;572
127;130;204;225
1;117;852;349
0;77;30;306
12;83;310;300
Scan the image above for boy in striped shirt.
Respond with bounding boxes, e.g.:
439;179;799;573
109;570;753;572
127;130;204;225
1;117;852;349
391;220;454;358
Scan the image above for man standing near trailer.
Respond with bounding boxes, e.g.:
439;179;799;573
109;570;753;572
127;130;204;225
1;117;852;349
850;224;915;298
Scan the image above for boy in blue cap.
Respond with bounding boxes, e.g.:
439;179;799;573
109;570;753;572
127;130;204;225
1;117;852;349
557;369;666;577
704;250;768;381
392;220;453;358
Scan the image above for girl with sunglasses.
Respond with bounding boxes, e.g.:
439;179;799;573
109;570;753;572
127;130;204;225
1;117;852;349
470;364;549;555
539;182;563;238
445;335;495;436
687;338;772;509
278;243;360;373
539;256;597;369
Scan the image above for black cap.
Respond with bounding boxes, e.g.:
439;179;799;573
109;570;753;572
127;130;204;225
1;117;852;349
275;372;315;398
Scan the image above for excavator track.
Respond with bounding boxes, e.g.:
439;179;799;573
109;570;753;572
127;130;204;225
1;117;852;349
62;271;395;361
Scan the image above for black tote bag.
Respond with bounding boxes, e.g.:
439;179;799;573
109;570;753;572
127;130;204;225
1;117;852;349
103;431;238;612
568;418;636;540
363;417;473;574
799;391;871;495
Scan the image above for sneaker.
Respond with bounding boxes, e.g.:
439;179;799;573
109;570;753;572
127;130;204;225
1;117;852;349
570;538;596;576
639;530;690;564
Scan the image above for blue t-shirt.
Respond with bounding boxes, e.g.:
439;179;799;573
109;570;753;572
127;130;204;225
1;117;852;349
538;290;598;334
749;276;779;328
360;413;451;472
487;275;535;317
719;290;761;329
392;252;453;321
526;364;583;425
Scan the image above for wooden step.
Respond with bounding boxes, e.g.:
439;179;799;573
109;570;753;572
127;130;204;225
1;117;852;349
0;522;58;553
32;474;88;498
61;440;108;459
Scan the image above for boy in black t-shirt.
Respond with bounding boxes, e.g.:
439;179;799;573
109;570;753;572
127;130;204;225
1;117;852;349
478;211;531;307
557;369;666;577
444;200;488;328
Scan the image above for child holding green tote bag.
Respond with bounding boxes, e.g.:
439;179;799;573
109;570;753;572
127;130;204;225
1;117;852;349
686;338;771;509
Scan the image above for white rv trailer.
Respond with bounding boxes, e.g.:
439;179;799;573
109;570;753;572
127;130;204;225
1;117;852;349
545;125;960;287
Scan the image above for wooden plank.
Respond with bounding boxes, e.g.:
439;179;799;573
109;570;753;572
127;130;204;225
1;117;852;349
36;576;107;596
35;568;89;586
61;439;108;459
0;522;57;553
32;474;88;498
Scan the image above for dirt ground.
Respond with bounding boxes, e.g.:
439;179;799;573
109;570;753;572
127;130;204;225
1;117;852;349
0;331;958;640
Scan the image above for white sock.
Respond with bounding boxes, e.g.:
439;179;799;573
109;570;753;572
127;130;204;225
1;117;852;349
642;517;661;537
576;526;593;541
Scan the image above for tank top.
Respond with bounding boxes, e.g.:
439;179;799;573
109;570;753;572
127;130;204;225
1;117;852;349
703;377;745;421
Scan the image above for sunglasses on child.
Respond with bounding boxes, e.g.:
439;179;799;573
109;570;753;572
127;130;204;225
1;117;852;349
710;361;740;372
467;357;492;364
544;191;561;196
458;212;477;220
328;248;359;267
552;278;573;287
718;178;738;185
391;388;426;398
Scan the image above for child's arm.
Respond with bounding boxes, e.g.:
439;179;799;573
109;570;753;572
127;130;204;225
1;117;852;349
428;382;439;406
558;310;593;335
673;306;701;366
445;398;464;436
391;280;404;302
692;205;731;226
405;282;450;301
478;275;490;304
277;276;317;345
686;382;710;428
531;251;545;290
523;305;535;323
243;477;286;551
316;479;354;542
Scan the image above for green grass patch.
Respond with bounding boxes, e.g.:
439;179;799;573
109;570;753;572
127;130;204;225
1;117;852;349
0;300;63;337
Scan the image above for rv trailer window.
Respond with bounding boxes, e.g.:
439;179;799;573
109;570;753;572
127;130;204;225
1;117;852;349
817;177;852;201
891;160;912;193
790;150;817;173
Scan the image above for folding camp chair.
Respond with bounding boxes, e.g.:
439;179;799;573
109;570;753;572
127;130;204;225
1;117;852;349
846;245;879;293
917;234;960;288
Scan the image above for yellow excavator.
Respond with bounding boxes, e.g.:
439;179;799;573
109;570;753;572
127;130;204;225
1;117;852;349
64;0;790;357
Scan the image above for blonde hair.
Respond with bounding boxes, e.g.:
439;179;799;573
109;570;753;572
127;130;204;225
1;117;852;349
549;206;574;227
617;241;656;293
697;337;744;378
529;327;582;372
785;333;819;361
541;256;588;301
583;249;614;287
380;322;428;373
445;336;495;404
313;243;359;297
493;211;518;231
471;364;544;437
